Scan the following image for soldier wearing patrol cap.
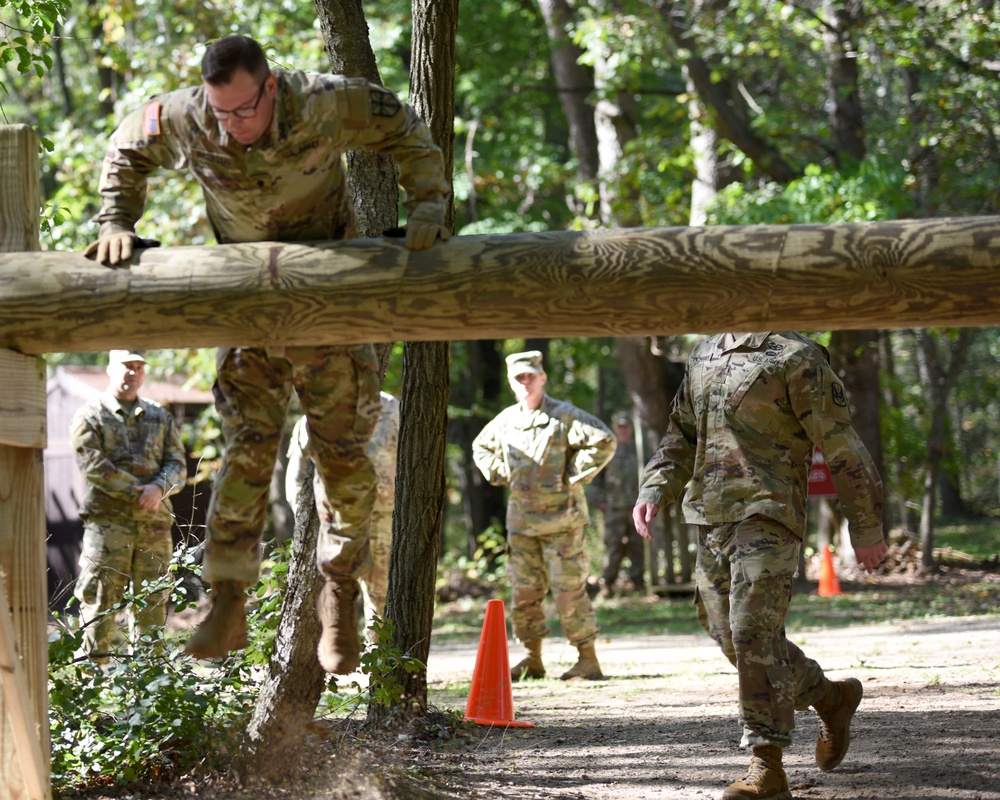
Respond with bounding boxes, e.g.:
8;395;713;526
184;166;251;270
71;350;187;662
633;332;887;800
85;34;450;674
473;350;617;682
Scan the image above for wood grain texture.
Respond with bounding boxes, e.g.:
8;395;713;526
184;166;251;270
1;216;999;354
0;123;50;800
0;351;45;449
0;125;39;255
0;447;49;799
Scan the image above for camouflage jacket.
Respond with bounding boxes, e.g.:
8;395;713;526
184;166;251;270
95;69;449;243
473;395;617;536
602;439;639;512
368;392;400;506
70;393;187;524
637;332;884;547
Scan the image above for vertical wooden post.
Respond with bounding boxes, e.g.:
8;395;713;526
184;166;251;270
0;124;51;800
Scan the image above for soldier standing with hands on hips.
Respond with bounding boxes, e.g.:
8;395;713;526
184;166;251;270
473;351;617;682
633;332;887;800
85;34;450;674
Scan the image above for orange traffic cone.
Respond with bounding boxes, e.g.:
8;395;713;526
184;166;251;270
464;599;535;728
818;544;842;597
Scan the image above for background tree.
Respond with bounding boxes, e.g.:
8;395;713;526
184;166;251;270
370;0;459;725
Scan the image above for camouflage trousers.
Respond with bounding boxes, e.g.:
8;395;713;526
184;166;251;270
507;528;599;647
75;516;174;657
205;345;380;584
601;507;646;587
359;492;393;632
695;517;830;749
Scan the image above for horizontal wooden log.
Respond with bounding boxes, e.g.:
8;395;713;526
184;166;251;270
1;216;999;355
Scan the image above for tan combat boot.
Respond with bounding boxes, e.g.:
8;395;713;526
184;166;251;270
813;677;863;770
722;745;792;800
317;579;361;674
510;638;545;682
183;580;249;659
560;640;604;680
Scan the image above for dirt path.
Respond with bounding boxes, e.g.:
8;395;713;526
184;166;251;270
417;614;1000;800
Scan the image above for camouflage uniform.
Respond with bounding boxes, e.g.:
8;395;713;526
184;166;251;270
93;69;448;584
637;332;883;748
360;392;400;627
600;437;645;590
286;391;400;624
473;395;617;647
71;394;187;657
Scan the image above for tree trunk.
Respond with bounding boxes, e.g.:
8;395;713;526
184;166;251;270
657;1;798;184
314;0;400;238
370;341;451;724
914;328;974;570
536;0;600;206
365;0;458;728
828;329;886;539
823;0;866;165
233;468;327;782
450;341;506;559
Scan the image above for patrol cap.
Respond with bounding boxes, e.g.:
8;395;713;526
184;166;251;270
612;411;631;426
108;349;147;365
506;350;544;378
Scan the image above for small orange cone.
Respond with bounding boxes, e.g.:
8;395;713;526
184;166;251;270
464;599;535;728
818;544;842;597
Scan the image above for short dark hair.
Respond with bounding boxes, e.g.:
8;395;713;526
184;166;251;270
202;35;269;85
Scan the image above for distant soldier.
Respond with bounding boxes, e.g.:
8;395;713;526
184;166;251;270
598;410;645;597
473;351;617;682
71;350;187;662
633;332;887;800
287;391;400;640
84;34;449;674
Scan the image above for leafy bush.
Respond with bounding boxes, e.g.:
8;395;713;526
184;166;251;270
49;539;424;792
48;551;260;790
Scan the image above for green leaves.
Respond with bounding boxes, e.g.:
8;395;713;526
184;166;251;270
0;0;67;92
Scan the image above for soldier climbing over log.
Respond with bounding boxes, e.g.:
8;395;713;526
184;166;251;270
85;34;450;674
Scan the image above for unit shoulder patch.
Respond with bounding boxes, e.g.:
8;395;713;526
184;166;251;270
370;87;401;118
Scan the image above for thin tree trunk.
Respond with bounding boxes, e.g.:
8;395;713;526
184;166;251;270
233;468;327;782
828;329;886;545
451;341;505;560
914;328;974;570
823;0;866;164
536;0;600;204
366;0;458;727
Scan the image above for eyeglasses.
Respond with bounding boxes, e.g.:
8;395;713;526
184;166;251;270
211;78;268;121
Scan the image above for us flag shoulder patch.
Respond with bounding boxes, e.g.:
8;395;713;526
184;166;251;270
144;102;162;136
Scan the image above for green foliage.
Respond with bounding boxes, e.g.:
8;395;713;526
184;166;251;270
49;565;254;789
316;616;426;726
0;0;68;99
707;156;915;225
48;539;294;791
